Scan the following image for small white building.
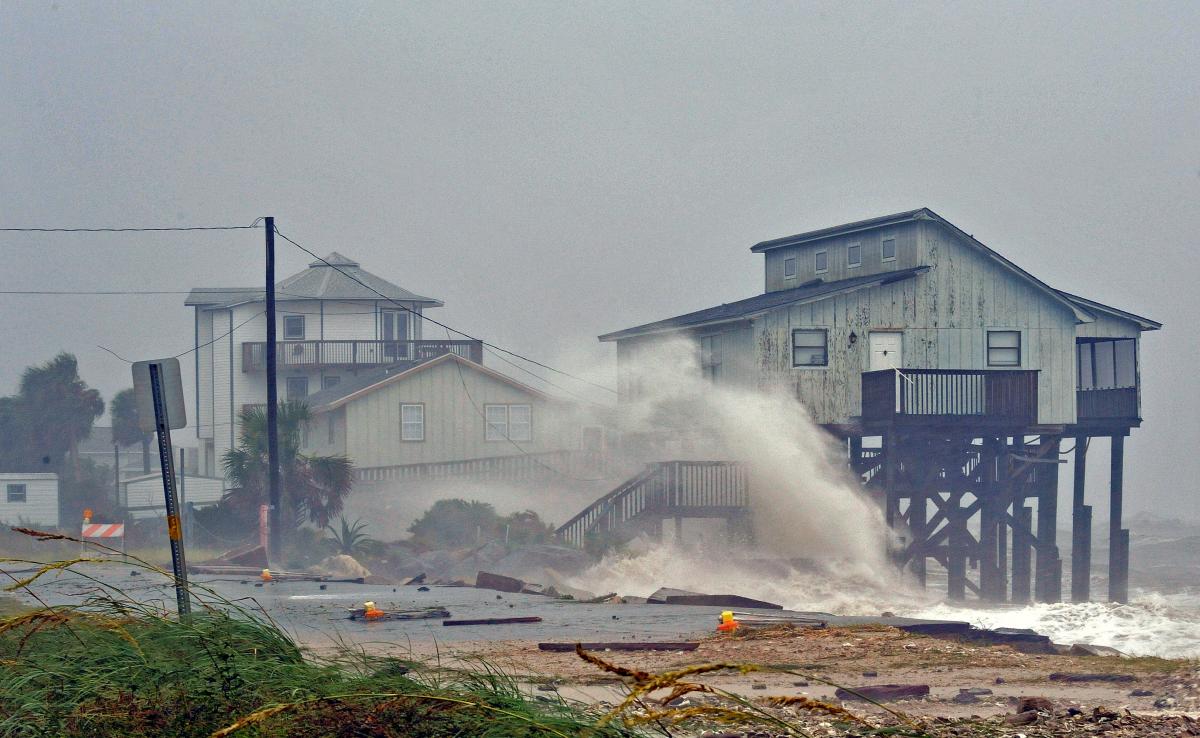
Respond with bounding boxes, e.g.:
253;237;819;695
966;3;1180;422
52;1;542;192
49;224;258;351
0;473;59;528
121;473;226;520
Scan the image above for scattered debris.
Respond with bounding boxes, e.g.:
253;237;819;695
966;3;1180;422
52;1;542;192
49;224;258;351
537;642;699;652
1130;688;1154;697
346;607;450;622
1048;672;1137;683
417;586;430;592
1154;696;1178;709
442;616;542;627
834;684;929;702
1017;696;1055;713
645;587;783;610
403;573;426;585
1006;710;1040;726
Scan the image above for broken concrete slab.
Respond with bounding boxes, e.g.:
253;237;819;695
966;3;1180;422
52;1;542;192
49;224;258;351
1069;643;1128;658
474;571;525;593
645;588;783;609
834;684;930;702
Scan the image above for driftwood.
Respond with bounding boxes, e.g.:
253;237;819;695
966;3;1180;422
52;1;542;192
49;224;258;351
538;642;698;652
347;607;450;622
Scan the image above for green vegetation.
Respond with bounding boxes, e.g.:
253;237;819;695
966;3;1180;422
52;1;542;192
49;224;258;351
407;499;554;549
221;402;354;536
324;516;380;558
109;387;152;474
0;353;111;522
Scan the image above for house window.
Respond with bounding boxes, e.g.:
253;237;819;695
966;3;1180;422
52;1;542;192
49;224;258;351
700;335;722;382
881;237;897;261
509;405;532;441
814;250;828;274
6;484;26;503
322;375;341;390
847;243;862;267
987;331;1021;367
400;404;424;441
485;404;532;442
1078;339;1137;389
286;376;309;400
783;257;797;279
283;315;305;340
792;329;828;367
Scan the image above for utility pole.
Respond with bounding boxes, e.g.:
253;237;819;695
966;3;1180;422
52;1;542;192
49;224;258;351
265;217;282;561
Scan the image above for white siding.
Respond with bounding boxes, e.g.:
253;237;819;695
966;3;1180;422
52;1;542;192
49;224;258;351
339;360;583;468
0;474;59;528
122;474;225;519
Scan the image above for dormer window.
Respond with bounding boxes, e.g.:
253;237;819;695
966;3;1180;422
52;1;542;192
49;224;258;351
283;315;305;340
814;250;828;274
783;257;797;280
847;243;862;268
881;237;897;262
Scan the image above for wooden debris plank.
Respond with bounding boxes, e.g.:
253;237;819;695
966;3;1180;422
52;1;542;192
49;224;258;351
442;616;543;627
538;642;699;652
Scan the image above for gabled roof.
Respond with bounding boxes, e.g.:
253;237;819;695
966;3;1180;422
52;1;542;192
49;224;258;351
307;353;550;412
751;208;1093;323
598;266;929;342
186;252;442;308
1055;290;1162;331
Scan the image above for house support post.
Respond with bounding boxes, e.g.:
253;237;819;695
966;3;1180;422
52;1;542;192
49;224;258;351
883;432;899;529
1109;434;1129;603
908;490;927;586
978;439;1003;602
1071;436;1091;602
947;493;968;600
1034;438;1062;603
1011;504;1033;604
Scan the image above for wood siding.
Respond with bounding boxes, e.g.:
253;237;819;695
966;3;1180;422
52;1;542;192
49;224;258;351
338;359;584;468
764;222;920;292
621;219;1092;426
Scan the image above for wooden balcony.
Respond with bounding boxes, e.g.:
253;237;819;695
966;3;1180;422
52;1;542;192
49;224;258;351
861;368;1039;428
1076;387;1139;424
241;339;483;372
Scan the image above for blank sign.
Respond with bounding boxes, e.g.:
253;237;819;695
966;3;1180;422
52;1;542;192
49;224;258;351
131;358;188;432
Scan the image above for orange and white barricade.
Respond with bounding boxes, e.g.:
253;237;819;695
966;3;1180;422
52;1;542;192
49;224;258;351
82;522;126;555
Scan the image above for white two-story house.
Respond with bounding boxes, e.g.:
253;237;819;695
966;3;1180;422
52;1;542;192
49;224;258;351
186;252;482;477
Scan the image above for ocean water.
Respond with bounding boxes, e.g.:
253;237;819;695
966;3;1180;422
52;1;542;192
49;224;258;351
569;544;1200;659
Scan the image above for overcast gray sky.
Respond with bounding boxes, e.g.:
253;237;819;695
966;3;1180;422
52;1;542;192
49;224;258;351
2;1;1197;519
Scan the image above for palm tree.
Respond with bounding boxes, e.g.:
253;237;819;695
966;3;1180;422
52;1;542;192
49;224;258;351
222;401;354;538
110;388;151;474
17;353;105;481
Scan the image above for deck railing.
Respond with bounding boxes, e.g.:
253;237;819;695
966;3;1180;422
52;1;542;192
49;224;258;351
1076;387;1138;422
556;461;748;548
241;339;483;371
861;369;1039;425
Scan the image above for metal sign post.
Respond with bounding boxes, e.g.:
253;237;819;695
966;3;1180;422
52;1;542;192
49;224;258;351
133;358;191;617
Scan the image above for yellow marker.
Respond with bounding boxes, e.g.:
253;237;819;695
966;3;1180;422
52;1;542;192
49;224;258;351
166;514;182;541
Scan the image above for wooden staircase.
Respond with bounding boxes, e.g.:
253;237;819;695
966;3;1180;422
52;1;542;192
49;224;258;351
556;461;749;548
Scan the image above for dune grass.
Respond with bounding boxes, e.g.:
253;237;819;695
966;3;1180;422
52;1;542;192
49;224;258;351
0;528;911;737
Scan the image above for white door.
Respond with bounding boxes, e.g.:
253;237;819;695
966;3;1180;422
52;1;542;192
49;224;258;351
869;332;903;371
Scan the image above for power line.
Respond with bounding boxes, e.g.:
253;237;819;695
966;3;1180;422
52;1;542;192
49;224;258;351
0;225;260;233
0;290;198;295
272;226;617;395
444;328;610;483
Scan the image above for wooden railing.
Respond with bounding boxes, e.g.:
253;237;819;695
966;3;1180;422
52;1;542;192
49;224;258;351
861;369;1039;426
556;461;748;548
355;450;607;483
1077;387;1138;422
241;339;483;371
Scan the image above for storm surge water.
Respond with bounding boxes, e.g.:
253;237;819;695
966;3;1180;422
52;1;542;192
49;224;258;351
567;340;1200;660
